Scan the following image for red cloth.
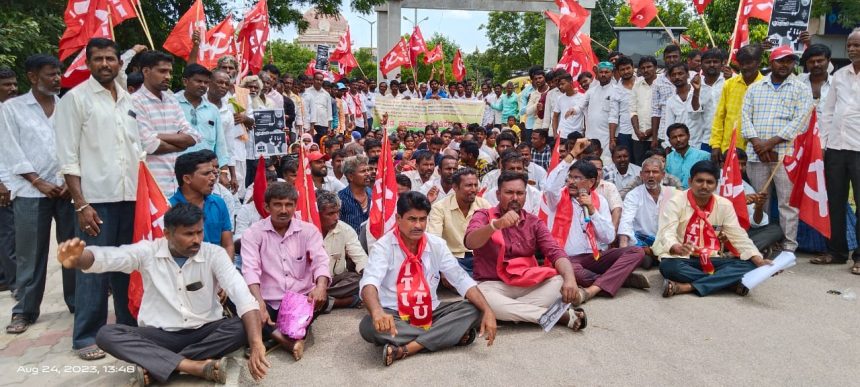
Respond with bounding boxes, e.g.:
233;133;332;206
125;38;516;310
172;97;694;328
544;10;588;46
128;162;169;319
452;49;466;83
628;0;658;28
253;156;268;218
693;0;713;14
394;228;433;329
163;0;205;60
369;133;398;239
237;0;270;75
295;147;321;231
423;44;444;65
719;129;750;229
556;33;599;78
683;191;719;274
329;27;353;62
490;211;558;287
107;0;138;25
379;38;411;78
199;16;237;70
783;110;831;238
551;189;601;260
408;26;428;67
58;0;113;60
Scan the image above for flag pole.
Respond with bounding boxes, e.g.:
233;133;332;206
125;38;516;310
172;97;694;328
727;0;745;64
698;12;717;48
654;13;677;45
758;107;815;193
133;0;155;48
591;38;611;52
109;8;115;40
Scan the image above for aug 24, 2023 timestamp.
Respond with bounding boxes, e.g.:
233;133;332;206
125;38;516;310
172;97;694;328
17;365;137;375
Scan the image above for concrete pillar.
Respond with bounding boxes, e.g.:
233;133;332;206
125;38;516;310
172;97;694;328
544;16;559;68
375;1;402;81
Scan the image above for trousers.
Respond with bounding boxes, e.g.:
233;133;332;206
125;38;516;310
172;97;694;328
477;276;563;324
748;161;797;251
568;246;645;296
96;318;247;383
748;224;784;253
659;258;756;296
824;149;860;258
12;197;76;321
73;202;136;349
0;206;15;290
328;271;361;299
359;301;480;352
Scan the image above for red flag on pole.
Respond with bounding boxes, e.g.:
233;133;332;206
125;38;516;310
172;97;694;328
330;27;353;62
556;32;599;78
338;51;359;77
58;0;112;60
452;49;466;83
693;0;712;15
408;26;428;68
237;0;270;75
60;2;113;89
745;0;774;22
294;148;322;231
163;0;206;60
379;38;411;78
629;0;658;28
305;59;317;77
719;129;750;229
423;44;444;65
107;0;138;25
128;161;170;319
783;110;830;238
545;10;588;46
369;133;398;239
253;155;269;218
547;135;562;174
199;16;237;69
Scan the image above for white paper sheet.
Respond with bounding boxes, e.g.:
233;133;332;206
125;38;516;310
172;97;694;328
741;251;796;290
538;298;570;332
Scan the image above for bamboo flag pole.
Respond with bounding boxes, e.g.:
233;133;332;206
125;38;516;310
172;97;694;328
591;38;611;52
133;0;155;48
699;12;717;48
654;13;678;45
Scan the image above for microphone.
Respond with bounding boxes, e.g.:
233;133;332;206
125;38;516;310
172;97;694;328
577;188;591;223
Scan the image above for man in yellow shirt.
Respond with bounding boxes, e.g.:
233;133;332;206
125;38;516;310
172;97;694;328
709;45;763;163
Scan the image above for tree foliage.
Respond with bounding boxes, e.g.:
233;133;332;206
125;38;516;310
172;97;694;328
812;0;860;29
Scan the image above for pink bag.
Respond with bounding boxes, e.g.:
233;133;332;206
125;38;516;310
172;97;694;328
277;291;314;340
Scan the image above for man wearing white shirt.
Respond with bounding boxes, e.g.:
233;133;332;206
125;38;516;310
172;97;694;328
58;204;269;384
579;63;615;164
608;56;637;154
542;70;563;141
658;63;709;149
359;191;496;366
479;84;498;127
516;143;548;190
731;149;783;253
817;30;860;270
483;152;542;215
304;72;333;143
419;156;458;204
630;56;657;164
699;49;726;152
403;152;436;191
308;151;345;193
0;55;76;334
207;70;241;194
798;44;833;117
552;72;587;140
604;146;641;191
617;158;676;268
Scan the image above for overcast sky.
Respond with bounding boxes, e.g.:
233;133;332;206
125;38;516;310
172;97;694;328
271;5;492;52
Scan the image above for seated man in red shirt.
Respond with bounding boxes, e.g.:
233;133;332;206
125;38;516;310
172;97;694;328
465;171;586;331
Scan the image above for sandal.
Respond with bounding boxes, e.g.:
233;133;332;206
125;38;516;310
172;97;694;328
134;367;151;386
201;357;227;384
735;283;750;297
457;328;478;346
382;343;408;367
77;345;106;361
572;287;589;307
851;264;860;276
662;279;677;298
810;254;848;265
567;307;588;332
5;315;30;334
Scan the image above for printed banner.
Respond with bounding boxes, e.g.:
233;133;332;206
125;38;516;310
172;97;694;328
252;109;287;157
766;0;812;52
315;45;330;71
372;98;486;130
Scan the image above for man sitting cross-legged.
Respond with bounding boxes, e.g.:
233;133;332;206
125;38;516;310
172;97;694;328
465;171;587;331
544;158;648;304
58;204;269;385
241;182;330;361
654;160;773;297
316;189;368;309
359;191;497;367
618;156;678;268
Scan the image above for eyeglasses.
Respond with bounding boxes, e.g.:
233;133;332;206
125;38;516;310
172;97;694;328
190;108;198;127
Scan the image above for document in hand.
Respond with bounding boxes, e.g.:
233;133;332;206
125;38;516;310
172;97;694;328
538;298;571;332
741;251;796;290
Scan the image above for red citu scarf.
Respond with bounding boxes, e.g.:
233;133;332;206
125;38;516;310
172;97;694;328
394;228;433;329
551;189;601;260
684;190;719;274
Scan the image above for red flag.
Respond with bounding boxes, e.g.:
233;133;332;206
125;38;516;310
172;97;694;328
237;0;270;75
58;0;112;60
379;38;411;77
556;32;599;78
693;0;712;14
128;162;170;319
629;0;658;28
305;59;317;77
423;44;444;65
745;0;774;22
199;16;236;69
60;3;113;88
294;148;322;231
253;155;269;218
452;49;466;83
369;133;398;239
338;51;359;77
408;26;427;68
107;0;138;25
163;0;206;60
545;11;588;46
783;110;830;238
329;27;352;62
556;0;588;15
548;135;562;173
719;129;749;229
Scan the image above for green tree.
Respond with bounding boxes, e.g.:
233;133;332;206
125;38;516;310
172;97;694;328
268;40;315;77
812;0;860;29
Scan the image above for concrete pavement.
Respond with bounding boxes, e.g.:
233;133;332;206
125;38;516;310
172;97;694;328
2;248;860;386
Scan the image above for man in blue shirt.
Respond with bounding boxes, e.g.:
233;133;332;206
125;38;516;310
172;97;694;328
665;123;710;189
169;150;234;258
177;64;230;169
424;79;449;100
337;155;372;233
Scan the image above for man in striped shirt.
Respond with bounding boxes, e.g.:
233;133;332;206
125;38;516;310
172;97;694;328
132;51;200;197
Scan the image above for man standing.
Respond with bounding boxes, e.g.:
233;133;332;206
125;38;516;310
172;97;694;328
306;72;333;144
0;55;76;334
55;38;141;360
490;82;519;122
0;67;16;294
741;46;812;253
816;30;860;270
658;63;708;149
542;70;563;143
699;49;726;153
338;155;372;233
665;123;710;188
582;63;614;161
132;50;200;196
524;67;549;144
428;168;492;275
609;56;637;153
206;70;241;194
799;44;833;116
359;191;497;366
630;56;657;164
552;73;587;140
59;204;270;384
651;45;684;136
709;45;763;163
178;64;230;170
654;161;769;298
480;83;498;128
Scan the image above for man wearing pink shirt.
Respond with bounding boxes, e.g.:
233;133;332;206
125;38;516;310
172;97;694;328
241;182;330;362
